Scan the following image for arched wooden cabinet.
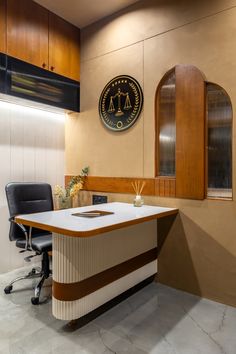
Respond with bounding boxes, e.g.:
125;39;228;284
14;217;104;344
155;65;232;200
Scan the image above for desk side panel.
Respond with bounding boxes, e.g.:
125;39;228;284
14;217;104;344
53;261;157;321
52;220;157;320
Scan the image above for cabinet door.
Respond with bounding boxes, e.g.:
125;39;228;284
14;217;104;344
49;13;80;81
7;0;49;69
175;65;205;199
0;0;6;53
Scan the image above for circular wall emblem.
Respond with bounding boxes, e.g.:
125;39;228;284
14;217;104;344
99;75;143;131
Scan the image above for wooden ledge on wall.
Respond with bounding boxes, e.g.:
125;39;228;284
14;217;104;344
65;175;176;197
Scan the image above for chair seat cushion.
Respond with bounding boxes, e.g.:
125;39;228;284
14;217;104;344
16;233;52;253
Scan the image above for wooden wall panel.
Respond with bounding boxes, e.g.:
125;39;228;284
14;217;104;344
159;178;165;197
65;176;176;197
154;178;160;196
7;0;49;68
154;177;176;198
0;0;6;53
0;102;65;273
170;178;176;196
66;176;155;196
175;65;205;199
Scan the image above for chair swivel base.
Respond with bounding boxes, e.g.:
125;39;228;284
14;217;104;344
4;268;51;304
4;253;51;305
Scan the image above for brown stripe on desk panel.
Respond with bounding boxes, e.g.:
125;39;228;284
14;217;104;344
53;247;157;301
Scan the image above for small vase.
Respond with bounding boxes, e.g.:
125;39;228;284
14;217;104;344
58;196;72;210
133;195;144;207
72;194;80;208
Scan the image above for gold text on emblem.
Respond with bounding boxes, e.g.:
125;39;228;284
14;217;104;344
107;88;132;117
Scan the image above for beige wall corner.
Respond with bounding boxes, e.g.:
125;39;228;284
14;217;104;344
66;42;144;177
65;0;236;307
81;0;236;61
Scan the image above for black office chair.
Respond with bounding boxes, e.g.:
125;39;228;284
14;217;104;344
4;182;53;305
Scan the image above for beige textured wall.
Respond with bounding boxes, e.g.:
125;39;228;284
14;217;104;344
66;0;236;306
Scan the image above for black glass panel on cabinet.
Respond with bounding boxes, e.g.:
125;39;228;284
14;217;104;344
6;55;80;112
0;53;6;93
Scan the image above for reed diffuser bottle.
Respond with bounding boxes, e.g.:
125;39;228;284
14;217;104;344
132;181;145;207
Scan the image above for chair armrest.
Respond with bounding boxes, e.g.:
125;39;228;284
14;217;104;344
10;217;32;251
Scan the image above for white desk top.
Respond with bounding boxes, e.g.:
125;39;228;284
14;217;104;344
15;202;178;238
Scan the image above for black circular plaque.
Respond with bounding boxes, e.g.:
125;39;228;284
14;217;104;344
99;75;143;131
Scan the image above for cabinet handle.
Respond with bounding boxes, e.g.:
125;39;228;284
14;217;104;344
50;66;55;71
42;63;46;68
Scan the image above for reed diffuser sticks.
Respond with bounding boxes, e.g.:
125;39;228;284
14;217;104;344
131;180;146;196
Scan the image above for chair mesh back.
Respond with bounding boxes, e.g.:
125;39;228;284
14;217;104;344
5;182;53;241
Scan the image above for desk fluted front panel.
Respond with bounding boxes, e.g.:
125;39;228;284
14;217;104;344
52;220;157;320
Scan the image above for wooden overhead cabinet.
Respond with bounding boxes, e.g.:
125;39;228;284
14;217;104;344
7;0;49;69
49;13;80;81
6;0;80;81
0;0;6;53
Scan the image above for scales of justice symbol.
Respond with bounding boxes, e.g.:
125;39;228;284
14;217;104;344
107;88;132;116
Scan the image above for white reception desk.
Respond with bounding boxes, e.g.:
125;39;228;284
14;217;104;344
15;202;178;321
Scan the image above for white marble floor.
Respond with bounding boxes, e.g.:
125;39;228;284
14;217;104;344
0;266;236;354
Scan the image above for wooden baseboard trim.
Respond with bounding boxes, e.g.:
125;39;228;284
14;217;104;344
53;247;157;301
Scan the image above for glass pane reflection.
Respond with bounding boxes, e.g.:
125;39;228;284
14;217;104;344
207;83;232;198
158;71;176;176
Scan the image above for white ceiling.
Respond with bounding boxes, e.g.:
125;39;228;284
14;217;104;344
34;0;140;28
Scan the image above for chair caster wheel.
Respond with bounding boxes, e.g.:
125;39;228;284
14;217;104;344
31;297;39;305
4;285;13;294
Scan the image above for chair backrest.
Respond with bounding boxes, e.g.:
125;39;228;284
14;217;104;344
5;182;53;241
